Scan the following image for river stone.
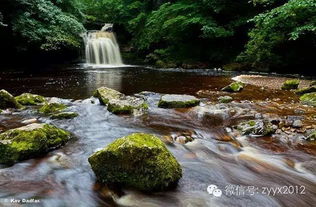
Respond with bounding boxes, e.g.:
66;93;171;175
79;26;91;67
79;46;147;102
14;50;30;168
0;89;22;109
38;103;67;114
281;79;300;90
88;133;182;191
51;112;78;119
0;123;70;165
300;92;316;107
236;120;276;136
307;131;316;141
15;93;46;106
221;82;244;92
93;87;124;105
107;96;148;114
218;96;233;103
158;94;200;108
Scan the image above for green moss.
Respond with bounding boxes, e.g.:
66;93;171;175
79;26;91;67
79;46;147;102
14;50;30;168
310;81;316;87
221;82;245;92
93;87;123;105
281;79;300;90
218;96;233;103
88;133;182;191
307;131;316;141
300;92;316;107
107;100;148;115
0;89;22;109
295;86;316;95
51;112;78;119
0;123;70;165
38;103;66;114
15;93;46;105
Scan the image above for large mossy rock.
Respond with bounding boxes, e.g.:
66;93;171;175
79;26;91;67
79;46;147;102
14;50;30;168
158;94;200;108
0;89;22;109
94;87;148;115
93;87;124;105
0;123;70;165
107;96;148;114
88;133;182;191
300;92;316;107
236;120;276;136
281;79;300;90
221;82;245;92
15;93;46;106
38;103;66;114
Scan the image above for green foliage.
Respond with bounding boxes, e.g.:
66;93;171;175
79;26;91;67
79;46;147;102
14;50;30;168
239;0;316;69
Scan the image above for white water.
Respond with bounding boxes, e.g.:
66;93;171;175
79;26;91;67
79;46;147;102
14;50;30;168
84;30;123;66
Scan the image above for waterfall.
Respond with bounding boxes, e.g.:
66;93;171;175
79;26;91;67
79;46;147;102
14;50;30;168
84;26;123;65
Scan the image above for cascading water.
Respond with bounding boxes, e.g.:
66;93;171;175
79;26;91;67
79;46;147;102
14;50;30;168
83;24;123;65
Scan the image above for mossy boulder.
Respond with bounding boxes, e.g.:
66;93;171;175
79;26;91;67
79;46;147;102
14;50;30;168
218;96;233;103
0;89;22;109
0;123;70;165
300;92;316;107
221;82;245;92
158;94;200;108
107;97;148;114
93;87;124;105
88;133;182;191
236;120;276;136
38;103;66;114
15;93;46;106
281;79;300;90
51;112;78;119
295;86;316;95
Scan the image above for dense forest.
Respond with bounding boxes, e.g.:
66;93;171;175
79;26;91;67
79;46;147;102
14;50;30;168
0;0;315;73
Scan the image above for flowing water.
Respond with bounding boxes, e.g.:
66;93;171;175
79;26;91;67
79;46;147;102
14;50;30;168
84;31;123;66
0;66;315;207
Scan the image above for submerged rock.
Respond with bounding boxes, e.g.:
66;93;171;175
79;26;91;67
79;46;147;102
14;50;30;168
93;87;124;105
221;82;244;92
281;79;300;90
94;87;148;115
0;123;70;165
236;120;276;136
38;103;67;114
218;96;233;103
88;133;182;191
300;92;316;107
15;93;46;105
51;112;78;119
107;96;148;114
158;94;200;108
0;89;22;109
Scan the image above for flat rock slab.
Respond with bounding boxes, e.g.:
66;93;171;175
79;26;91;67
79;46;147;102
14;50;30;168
158;94;200;108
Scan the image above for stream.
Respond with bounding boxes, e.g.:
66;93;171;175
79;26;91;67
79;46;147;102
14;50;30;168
0;65;315;207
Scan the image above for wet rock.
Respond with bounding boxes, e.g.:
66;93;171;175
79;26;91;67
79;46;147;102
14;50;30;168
38;103;67;114
218;96;233;103
0;123;70;165
107;96;148;115
21;118;38;124
221;82;245;92
15;93;46;106
88;133;182;191
295;86;316;95
300;92;316;107
306;131;316;141
93;87;124;105
158;94;200;108
292;120;303;128
236;120;276;136
0;89;22;109
51;112;78;119
281;79;300;90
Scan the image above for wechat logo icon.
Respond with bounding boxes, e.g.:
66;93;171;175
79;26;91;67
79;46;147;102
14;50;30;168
207;184;222;197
